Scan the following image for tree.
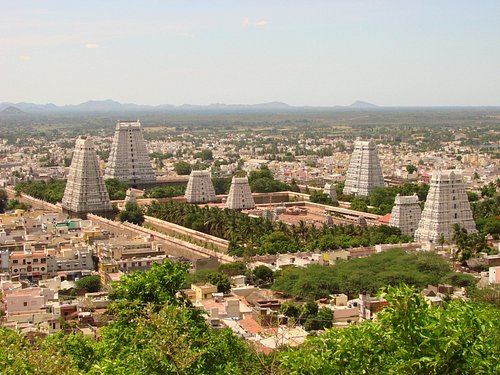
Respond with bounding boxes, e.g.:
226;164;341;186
174;161;192;175
253;265;274;286
118;202;145;225
196;149;213;161
406;164;417;174
109;261;191;306
278;285;500;374
207;272;231;293
75;275;101;293
351;196;368;212
105;178;129;200
5;199;30;211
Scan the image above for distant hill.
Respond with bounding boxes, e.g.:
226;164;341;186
0;106;24;115
349;100;378;108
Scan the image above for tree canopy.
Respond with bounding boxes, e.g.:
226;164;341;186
272;249;474;300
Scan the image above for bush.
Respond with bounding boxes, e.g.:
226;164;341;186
75;276;101;293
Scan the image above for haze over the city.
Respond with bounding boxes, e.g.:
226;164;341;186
1;0;499;107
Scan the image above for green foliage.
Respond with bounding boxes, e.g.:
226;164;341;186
471;195;500;238
219;261;248;277
0;327;80;374
279;301;333;331
195;149;213;161
174;161;192;175
440;272;476;289
248;165;295;193
480;182;497;198
350;196;369;212
5;199;30;211
253;265;274;286
470;285;500;309
15;179;66;203
212;177;232;195
186;270;231;293
310;191;338;206
118;202;145;225
453;224;494;261
207;272;231;293
104;178;129;200
406;164;418;174
144;184;186;198
278;285;500;374
272;249;460;300
75;275;101;293
146;201;411;256
109;261;190;306
346;183;429;215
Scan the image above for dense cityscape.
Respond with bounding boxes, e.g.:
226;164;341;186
0;108;498;373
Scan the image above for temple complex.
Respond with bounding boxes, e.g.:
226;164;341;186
414;170;477;243
343;139;384;196
62;136;113;218
185;170;216;203
389;194;422;236
226;177;255;210
105;120;155;186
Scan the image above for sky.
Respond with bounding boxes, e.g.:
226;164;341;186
1;0;499;106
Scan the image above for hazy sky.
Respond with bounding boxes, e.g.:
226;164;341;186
1;1;499;106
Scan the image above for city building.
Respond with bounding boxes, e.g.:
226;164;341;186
105;121;156;186
61;136;113;219
185;170;216;203
226;176;255;210
414;170;477;243
389;194;422;236
343;139;385;196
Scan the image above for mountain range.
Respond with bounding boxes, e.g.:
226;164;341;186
0;99;378;113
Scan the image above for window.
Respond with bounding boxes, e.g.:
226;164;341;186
23;302;28;307
13;259;18;264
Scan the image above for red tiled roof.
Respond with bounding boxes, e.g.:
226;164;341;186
239;316;264;334
378;213;391;224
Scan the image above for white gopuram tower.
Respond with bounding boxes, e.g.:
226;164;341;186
414;170;477;243
389;194;422;237
226;177;255;210
105;120;156;186
62;136;113;218
343;139;384;196
185;170;216;203
323;183;337;201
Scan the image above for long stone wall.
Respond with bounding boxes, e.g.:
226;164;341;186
144;216;230;253
87;214;233;264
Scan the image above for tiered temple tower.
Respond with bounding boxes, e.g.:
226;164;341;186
62;136;113;218
226;177;255;210
323;183;337;201
414;170;477;243
389;194;422;236
185;170;216;203
343;139;384;196
105;120;155;187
